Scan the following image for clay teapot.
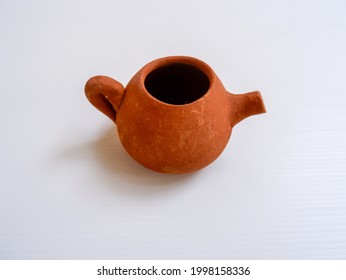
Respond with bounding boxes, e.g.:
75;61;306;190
85;56;266;174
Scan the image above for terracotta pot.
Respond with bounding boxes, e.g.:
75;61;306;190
85;56;266;174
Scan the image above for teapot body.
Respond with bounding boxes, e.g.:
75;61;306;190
85;56;265;174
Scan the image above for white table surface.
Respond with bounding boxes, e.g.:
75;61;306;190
1;0;346;259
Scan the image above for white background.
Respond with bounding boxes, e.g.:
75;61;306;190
1;0;345;259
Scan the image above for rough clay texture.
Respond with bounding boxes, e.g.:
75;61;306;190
85;56;266;174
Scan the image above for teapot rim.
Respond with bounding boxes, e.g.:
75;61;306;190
138;56;216;107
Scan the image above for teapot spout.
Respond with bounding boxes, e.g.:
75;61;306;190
229;91;266;127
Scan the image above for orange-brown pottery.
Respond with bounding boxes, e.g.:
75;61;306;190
85;56;266;174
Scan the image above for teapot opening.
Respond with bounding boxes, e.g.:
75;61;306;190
144;63;210;105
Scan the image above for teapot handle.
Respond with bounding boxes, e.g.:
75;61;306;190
85;75;125;123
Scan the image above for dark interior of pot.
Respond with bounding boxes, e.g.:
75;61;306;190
144;63;210;105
